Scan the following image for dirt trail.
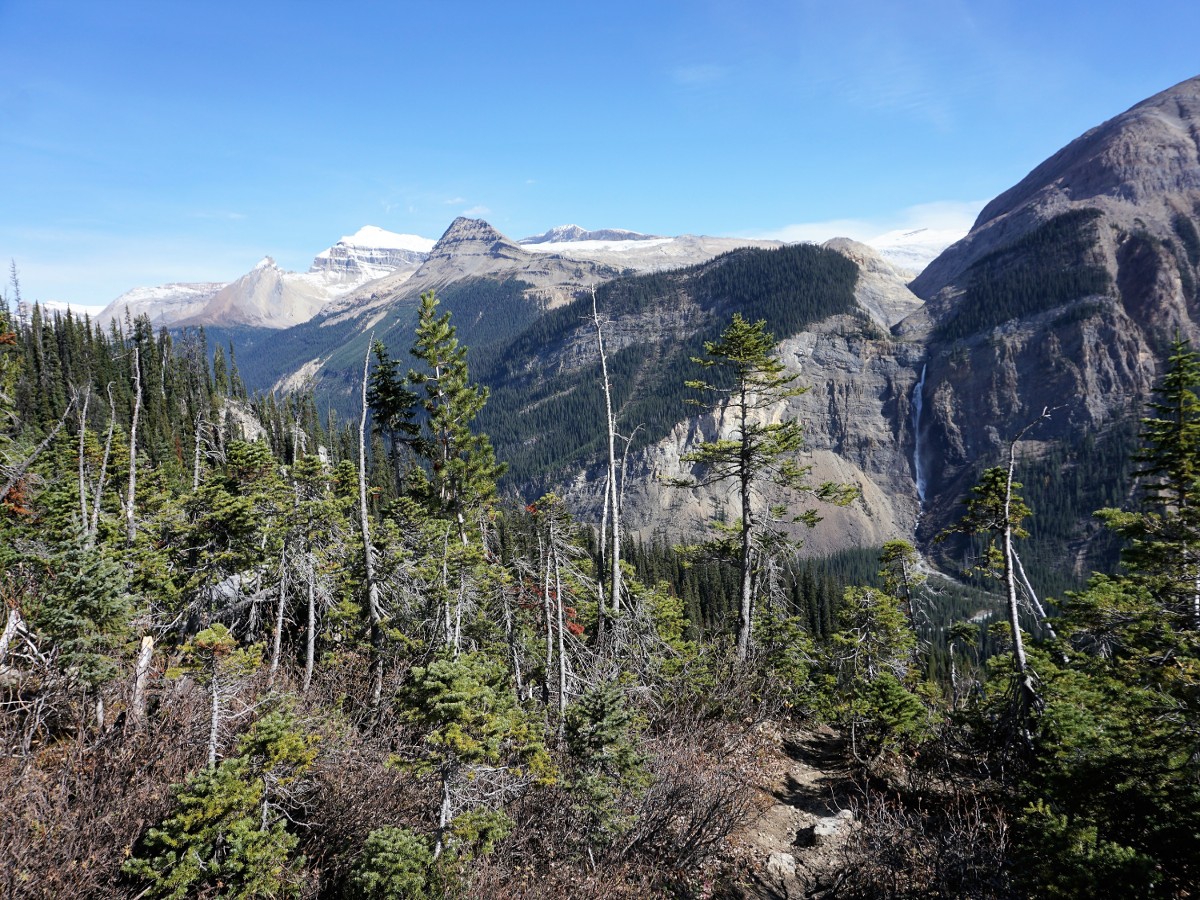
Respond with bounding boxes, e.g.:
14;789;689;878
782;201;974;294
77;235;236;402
722;724;858;899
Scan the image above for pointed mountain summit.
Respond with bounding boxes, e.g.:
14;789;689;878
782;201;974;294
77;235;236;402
905;73;1200;542
100;227;431;329
424;216;529;266
915;74;1200;304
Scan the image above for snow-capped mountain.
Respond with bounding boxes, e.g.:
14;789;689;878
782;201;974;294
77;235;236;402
309;225;435;281
97;282;228;327
99;226;433;329
864;226;970;275
521;224;663;244
518;223;782;272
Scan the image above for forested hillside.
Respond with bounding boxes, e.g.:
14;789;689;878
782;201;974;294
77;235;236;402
2;293;1199;899
475;243;862;487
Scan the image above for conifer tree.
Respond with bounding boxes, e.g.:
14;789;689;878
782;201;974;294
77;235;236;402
122;710;317;900
368;339;419;490
407;292;505;651
673;313;855;660
1100;336;1200;628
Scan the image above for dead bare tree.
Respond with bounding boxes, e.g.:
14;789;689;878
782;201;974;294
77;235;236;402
357;340;385;711
591;287;622;616
125;345;142;549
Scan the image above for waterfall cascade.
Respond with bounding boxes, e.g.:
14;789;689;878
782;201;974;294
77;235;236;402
912;363;927;506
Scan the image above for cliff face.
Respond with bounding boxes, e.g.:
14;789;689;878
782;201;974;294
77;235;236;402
902;76;1200;539
594;318;926;555
549;243;927;554
559;77;1200;556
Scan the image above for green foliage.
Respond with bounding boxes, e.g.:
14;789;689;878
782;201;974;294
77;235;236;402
123;710;317;899
351;827;435;900
1005;343;1200;896
564;681;649;843
752;606;816;707
820;575;933;759
398;651;552;782
477;242;859;486
27;537;133;688
445;808;513;859
674;313;856;657
1016;800;1157;899
936;208;1111;341
1098;337;1200;625
407;291;505;526
170;623;263;687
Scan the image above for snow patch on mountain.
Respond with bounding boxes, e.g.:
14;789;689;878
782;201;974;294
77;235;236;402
521;224;661;244
330;225;436;253
523;237;676;255
98;282;228;326
99;226;433;329
863;226;968;275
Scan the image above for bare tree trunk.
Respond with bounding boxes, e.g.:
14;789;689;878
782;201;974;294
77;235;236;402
1013;550;1059;642
736;384;754;662
598;472;610;635
131;634;154;728
555;548;567;727
357;342;385;711
0;604;23;668
440;528;453;648
434;767;453;859
208;659;221;768
1003;412;1052;719
77;387;90;528
503;580;524;700
125;345;142;549
88;385;117;541
592;288;622;614
540;531;553;707
303;565;316;694
0;396;77;505
268;547;287;689
192;413;205;490
1002;460;1035;713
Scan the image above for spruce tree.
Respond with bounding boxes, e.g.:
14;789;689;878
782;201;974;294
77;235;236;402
672;313;855;660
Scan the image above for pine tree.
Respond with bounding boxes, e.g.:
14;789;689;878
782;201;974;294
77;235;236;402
672;313;855;660
1099;336;1200;628
122;710;317;899
367;339;419;490
407;292;506;651
408;291;505;535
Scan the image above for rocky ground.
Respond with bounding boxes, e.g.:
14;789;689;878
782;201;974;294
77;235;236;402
720;724;859;899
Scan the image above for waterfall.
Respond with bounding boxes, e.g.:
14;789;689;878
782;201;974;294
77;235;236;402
912;363;927;506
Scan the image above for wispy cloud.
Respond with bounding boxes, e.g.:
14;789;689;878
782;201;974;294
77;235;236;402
462;205;491;217
747;199;985;244
444;196;466;205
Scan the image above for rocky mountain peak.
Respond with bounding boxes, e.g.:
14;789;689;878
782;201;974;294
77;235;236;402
521;224;659;244
427;217;528;264
914;74;1200;298
822;237;924;328
435;216;510;245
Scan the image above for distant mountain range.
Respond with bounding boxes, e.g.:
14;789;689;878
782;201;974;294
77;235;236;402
96;226;434;329
77;74;1200;573
90;219;963;332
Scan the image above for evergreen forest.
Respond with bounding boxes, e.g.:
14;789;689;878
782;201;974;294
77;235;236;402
2;287;1199;900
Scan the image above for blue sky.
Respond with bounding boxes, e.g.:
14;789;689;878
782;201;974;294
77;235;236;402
3;0;1200;308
